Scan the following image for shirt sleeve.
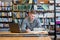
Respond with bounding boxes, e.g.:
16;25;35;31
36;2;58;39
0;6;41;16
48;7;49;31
37;19;42;28
21;19;27;32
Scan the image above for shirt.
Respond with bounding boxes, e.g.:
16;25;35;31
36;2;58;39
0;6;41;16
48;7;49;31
21;17;41;32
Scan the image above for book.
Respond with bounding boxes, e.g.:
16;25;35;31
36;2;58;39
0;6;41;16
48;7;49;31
4;7;7;10
18;19;23;25
37;0;48;3
13;12;17;18
14;19;18;23
18;5;21;10
49;0;54;3
41;4;48;11
8;18;12;22
1;2;4;6
2;18;8;22
0;1;1;6
8;6;12;11
10;2;12;6
4;2;8;6
27;4;32;11
56;13;60;17
20;12;23;18
4;12;8;16
23;12;25;18
0;12;2;16
34;5;37;10
3;24;9;27
13;5;18;11
8;12;12;16
0;7;1;10
29;0;32;3
22;0;27;3
0;18;2;22
56;0;60;3
49;5;54;10
33;0;37;3
0;24;3;27
2;12;5;16
17;12;20;18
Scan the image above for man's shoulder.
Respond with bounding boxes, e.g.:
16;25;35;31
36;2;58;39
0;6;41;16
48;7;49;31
23;17;29;21
35;18;40;21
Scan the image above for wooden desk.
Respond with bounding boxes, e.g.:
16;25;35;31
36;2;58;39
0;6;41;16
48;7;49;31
0;31;48;34
0;31;51;40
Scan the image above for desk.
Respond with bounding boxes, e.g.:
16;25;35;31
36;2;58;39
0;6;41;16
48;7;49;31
0;31;51;40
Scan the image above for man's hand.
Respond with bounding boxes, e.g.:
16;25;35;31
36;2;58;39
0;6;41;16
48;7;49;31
26;29;31;33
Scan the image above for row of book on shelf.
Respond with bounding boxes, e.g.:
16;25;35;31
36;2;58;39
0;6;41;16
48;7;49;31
13;0;54;4
13;4;32;11
0;18;12;22
13;12;28;18
34;4;54;11
0;1;12;6
13;12;54;19
13;4;54;11
0;6;12;11
0;24;9;27
13;0;60;4
0;12;12;16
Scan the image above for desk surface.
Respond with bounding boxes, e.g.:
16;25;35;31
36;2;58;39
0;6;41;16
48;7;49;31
0;36;51;40
0;31;48;34
0;31;51;40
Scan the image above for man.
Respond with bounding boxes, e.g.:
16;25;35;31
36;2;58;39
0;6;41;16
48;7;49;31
21;11;41;32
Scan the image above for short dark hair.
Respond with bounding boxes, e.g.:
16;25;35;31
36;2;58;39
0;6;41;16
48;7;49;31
27;11;35;14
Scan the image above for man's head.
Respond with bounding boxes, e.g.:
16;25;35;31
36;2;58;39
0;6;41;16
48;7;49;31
28;11;35;21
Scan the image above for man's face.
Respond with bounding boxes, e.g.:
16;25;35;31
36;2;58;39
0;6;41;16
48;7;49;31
29;13;35;20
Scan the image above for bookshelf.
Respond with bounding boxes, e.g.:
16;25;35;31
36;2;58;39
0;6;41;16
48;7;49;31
55;0;60;33
0;0;55;33
12;0;55;33
0;1;12;31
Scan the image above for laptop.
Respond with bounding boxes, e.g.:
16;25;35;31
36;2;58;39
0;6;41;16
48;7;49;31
9;23;20;33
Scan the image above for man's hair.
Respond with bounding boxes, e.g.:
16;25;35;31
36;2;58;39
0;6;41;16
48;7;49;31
27;11;35;14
